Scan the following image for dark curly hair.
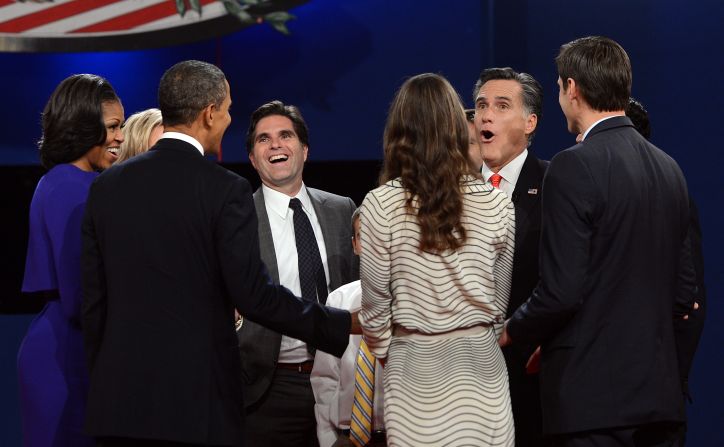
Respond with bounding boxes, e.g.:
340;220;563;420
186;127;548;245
380;73;470;253
626;97;651;140
39;74;120;169
158;60;227;127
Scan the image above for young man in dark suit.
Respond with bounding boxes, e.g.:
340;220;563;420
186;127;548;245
626;98;706;446
472;67;548;446
237;101;358;446
500;36;697;446
81;60;355;447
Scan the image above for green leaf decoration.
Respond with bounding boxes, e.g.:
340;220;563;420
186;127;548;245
175;0;186;17
222;1;254;24
264;11;295;22
189;0;202;15
269;21;290;35
216;0;298;35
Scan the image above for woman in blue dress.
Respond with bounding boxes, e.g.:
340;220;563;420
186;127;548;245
18;74;124;446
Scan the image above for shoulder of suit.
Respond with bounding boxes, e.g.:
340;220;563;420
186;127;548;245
307;187;355;206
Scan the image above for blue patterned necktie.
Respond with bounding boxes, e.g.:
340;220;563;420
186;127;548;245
288;198;328;305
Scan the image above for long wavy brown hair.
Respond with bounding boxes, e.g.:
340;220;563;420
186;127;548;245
380;73;472;253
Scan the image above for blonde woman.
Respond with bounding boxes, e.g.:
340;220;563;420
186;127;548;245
117;108;163;162
359;73;516;446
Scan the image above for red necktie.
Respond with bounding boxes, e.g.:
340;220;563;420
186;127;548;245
490;173;503;189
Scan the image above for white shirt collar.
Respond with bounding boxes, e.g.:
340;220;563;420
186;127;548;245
481;148;528;196
261;183;313;220
159;132;205;155
580;115;624;142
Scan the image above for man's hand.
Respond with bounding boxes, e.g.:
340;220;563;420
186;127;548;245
682;301;700;320
526;346;541;374
349;310;362;334
498;321;512;347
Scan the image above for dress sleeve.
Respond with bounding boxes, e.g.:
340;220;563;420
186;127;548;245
493;198;516;338
43;178;91;327
359;190;393;359
22;179;56;293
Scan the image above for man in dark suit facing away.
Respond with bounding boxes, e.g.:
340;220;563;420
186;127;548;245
500;36;697;447
472;67;548;446
237;101;358;446
81;60;354;447
625;97;706;446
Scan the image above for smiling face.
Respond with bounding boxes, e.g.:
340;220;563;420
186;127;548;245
249;114;308;196
474;79;536;172
205;80;232;156
84;100;125;171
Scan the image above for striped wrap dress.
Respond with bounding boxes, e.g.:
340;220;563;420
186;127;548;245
359;176;516;447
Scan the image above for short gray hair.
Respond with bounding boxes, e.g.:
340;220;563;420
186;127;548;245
158;60;227;127
472;67;543;144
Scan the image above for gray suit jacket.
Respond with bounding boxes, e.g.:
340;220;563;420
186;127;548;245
237;186;359;409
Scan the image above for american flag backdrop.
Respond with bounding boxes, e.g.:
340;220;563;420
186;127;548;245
0;0;302;52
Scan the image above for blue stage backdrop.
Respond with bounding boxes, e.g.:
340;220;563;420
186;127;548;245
1;1;722;446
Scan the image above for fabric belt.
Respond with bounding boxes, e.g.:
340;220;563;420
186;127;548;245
392;323;493;340
276;360;314;373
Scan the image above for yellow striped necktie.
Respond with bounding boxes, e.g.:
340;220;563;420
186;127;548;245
350;339;376;447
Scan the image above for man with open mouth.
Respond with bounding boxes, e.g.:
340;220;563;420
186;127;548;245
473;66;549;447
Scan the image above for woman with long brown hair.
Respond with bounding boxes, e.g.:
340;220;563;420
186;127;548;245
359;73;516;446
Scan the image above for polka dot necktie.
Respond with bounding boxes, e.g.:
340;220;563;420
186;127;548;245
288;198;328;305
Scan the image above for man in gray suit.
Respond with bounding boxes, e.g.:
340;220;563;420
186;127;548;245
238;100;359;447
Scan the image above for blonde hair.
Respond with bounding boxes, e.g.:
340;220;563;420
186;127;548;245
117;108;162;163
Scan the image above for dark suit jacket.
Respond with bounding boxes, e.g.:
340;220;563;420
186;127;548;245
81;138;350;446
673;199;706;400
237;186;359;409
501;152;548;446
507;117;696;435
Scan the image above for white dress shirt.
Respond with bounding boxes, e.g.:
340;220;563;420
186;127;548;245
580;115;623;141
481;148;529;196
262;184;330;363
159;132;204;155
310;280;385;447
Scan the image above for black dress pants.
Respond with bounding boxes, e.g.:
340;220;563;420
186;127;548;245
548;422;685;447
243;368;319;447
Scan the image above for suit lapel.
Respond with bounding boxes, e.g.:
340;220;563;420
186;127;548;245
308;188;340;289
512;154;545;244
253;188;280;284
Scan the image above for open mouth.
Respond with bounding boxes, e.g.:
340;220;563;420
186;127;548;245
106;147;119;158
269;154;289;164
481;130;494;142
